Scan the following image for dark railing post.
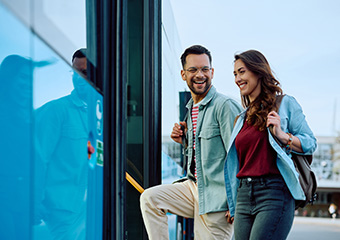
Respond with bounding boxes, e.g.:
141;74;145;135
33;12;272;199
100;0;128;239
143;0;162;190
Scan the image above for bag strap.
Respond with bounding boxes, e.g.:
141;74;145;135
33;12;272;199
233;115;240;127
180;111;189;174
275;94;285;111
181;111;189;148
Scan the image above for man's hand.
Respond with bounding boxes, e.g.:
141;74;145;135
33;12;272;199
225;210;234;224
170;121;187;144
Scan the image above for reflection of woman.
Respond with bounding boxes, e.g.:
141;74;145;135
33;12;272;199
0;55;53;239
224;50;317;239
0;55;33;118
0;55;52;117
0;54;35;176
0;55;34;239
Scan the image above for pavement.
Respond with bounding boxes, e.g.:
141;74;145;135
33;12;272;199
293;216;340;226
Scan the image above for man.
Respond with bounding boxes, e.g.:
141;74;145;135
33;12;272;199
140;45;242;239
34;49;90;240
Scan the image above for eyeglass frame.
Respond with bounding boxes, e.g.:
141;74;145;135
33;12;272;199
71;69;87;78
184;66;212;74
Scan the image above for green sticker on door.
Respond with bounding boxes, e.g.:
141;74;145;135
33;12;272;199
96;140;104;166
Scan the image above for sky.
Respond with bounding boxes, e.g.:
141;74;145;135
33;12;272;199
169;0;340;137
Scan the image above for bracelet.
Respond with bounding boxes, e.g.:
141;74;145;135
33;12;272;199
285;133;293;153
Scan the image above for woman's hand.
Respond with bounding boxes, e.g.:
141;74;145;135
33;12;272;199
267;111;286;141
267;111;303;152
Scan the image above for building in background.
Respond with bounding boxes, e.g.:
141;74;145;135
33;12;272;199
301;135;340;218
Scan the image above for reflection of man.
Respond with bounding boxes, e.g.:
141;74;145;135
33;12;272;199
35;49;89;239
140;45;242;239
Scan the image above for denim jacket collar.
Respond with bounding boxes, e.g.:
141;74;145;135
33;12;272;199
185;85;217;110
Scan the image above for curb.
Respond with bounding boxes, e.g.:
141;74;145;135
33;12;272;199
294;216;340;226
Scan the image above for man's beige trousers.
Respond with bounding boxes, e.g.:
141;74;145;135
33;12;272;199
140;180;233;240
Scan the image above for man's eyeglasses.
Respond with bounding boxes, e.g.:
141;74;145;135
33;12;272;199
78;69;87;77
184;67;211;74
72;69;87;78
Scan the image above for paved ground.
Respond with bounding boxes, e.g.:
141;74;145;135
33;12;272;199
287;217;340;240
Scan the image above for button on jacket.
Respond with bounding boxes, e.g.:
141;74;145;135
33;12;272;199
224;95;317;217
182;86;243;215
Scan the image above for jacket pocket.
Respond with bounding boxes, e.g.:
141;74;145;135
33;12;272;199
61;125;88;139
199;127;221;139
198;127;225;161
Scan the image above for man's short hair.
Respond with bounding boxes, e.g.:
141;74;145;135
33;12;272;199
72;48;87;62
180;45;212;68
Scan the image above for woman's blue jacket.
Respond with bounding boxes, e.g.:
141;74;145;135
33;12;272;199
224;95;317;217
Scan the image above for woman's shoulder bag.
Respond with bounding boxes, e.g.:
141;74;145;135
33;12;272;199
270;94;317;210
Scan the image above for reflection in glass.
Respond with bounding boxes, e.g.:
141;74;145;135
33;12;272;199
0;2;104;239
34;49;91;239
0;54;51;239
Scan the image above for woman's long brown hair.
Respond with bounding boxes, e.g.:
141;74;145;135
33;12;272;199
234;50;283;131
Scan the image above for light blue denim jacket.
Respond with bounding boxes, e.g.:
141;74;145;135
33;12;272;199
182;86;242;215
224;95;317;217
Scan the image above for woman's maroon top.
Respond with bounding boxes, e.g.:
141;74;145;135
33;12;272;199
235;120;280;178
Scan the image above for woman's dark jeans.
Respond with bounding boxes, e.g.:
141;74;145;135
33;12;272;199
234;175;295;240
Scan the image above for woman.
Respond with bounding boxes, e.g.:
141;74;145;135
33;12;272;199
224;50;317;240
